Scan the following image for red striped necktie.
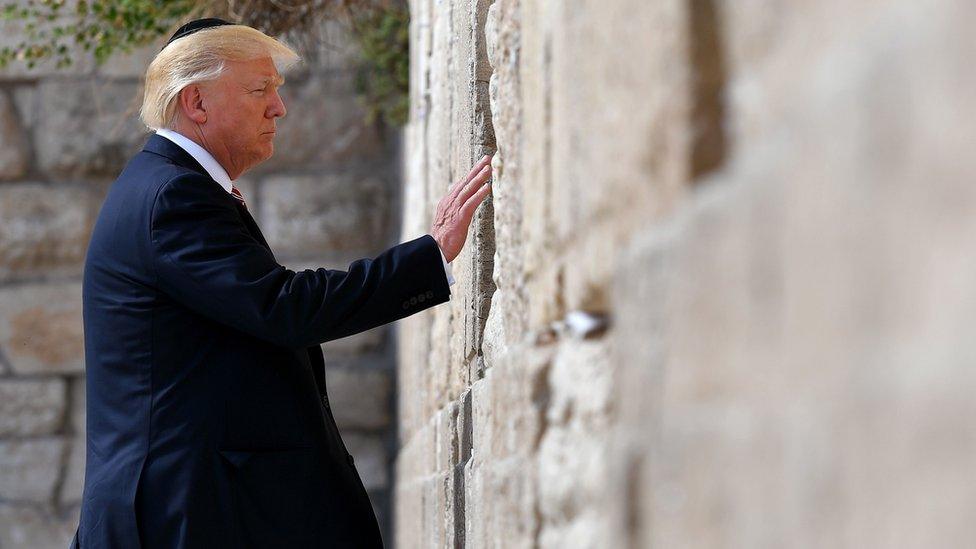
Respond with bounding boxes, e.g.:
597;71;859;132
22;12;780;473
230;185;247;209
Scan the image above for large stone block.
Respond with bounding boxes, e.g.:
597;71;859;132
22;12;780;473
0;503;78;549
0;183;97;281
327;366;392;430
61;376;86;505
344;433;389;490
0;438;65;502
256;72;385;172
0;283;84;375
259;173;390;259
319;326;386;356
0;378;66;436
34;79;148;176
0;17;95;80
0;89;29;180
60;432;85;506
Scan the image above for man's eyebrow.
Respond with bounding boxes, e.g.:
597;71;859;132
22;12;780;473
260;75;285;86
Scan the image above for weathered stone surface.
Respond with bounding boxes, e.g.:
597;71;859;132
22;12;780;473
319;326;386;356
259;173;389;259
60;376;86;506
327;366;392;430
0;503;78;549
0;90;30;180
0;438;65;502
60;433;85;506
344;433;389;490
0;17;95;80
0;183;96;281
400;0;976;547
0;282;84;374
0;378;66;436
34;79;148;176
256;72;385;172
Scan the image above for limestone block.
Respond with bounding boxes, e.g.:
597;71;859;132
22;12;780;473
546;339;612;429
60;432;85;505
0;18;95;80
257;72;385;172
61;375;86;505
0;282;84;375
0;504;78;549
0;183;96;281
396;309;434;440
34;79;148;176
95;38;165;79
259;173;389;259
0;378;66;436
320;326;385;356
0;438;65;502
10;84;36;129
0;90;29;180
68;375;85;432
343;433;389;490
326;367;392;430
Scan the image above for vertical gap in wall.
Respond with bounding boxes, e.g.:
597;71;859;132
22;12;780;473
468;0;498;385
687;0;729;181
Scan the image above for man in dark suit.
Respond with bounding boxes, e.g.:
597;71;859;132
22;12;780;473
71;18;493;548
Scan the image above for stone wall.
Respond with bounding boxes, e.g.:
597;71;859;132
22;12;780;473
0;23;404;548
396;0;976;547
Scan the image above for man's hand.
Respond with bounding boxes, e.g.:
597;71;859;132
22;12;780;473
430;154;494;263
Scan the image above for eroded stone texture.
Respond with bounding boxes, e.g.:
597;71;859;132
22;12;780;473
327;366;392;430
0;378;66;436
0;504;79;549
0;90;30;180
0;283;84;374
34;80;148;176
260;173;390;259
258;71;387;172
0;183;96;282
0;438;65;502
399;0;976;547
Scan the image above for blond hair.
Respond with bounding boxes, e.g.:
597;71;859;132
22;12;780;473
140;25;300;130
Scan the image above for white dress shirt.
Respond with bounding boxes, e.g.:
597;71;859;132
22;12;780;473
155;129;455;287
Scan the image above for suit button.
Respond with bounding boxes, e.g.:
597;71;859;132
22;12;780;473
402;300;409;309
426;290;434;299
346;453;355;466
418;293;426;303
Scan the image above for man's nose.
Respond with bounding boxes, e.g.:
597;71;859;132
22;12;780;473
268;90;286;118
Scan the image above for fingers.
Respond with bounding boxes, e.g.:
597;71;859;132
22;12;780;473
448;154;493;200
457;163;492;204
459;177;492;220
464;154;492;183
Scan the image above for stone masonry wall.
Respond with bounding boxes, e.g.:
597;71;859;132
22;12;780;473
396;0;976;547
0;21;404;548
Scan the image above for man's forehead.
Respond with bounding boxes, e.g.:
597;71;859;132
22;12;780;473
226;57;283;81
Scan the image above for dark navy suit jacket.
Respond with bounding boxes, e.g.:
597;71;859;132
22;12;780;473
72;134;450;548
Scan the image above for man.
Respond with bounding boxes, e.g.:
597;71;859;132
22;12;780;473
71;19;492;548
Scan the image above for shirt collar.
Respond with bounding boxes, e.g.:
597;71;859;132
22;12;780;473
155;128;234;194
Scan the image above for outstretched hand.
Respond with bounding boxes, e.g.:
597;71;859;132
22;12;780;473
430;154;494;263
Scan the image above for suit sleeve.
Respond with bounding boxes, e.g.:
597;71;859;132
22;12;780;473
149;172;451;349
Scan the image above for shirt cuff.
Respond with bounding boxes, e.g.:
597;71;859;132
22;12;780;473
436;243;455;287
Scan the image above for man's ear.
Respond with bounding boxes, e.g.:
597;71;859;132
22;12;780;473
177;84;207;124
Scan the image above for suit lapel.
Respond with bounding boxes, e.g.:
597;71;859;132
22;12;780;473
233;202;276;259
143;134;277;258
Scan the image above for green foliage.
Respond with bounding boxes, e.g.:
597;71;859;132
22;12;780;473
351;4;409;127
0;0;195;69
0;0;412;127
